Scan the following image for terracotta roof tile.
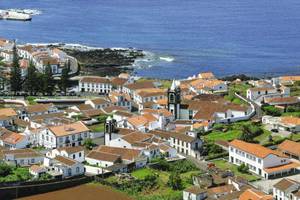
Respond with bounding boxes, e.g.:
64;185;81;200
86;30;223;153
278;140;300;157
54;155;77;166
49;121;89;137
229;139;287;158
86;151;120;162
96;145;141;161
80;76;111;84
239;189;273;200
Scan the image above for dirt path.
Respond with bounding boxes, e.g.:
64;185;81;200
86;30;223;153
18;184;132;200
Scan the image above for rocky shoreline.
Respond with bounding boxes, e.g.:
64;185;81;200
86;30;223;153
62;47;145;76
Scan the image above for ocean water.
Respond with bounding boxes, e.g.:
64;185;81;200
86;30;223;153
1;0;300;79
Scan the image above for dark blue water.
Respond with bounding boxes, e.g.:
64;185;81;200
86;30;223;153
1;0;300;78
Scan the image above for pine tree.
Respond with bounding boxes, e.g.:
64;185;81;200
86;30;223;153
24;61;38;95
60;60;71;94
43;63;55;95
10;44;22;95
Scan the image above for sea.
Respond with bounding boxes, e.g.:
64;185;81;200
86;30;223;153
1;0;300;79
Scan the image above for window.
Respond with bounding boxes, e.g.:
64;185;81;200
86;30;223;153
73;154;75;159
31;158;35;163
79;152;82;157
76;167;80;173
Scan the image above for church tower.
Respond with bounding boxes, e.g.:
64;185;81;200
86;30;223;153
104;116;115;145
167;80;181;120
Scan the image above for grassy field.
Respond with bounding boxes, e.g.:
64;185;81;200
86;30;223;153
224;82;252;105
88;123;105;132
204;130;242;142
282;112;300;117
130;167;199;200
204;122;279;146
212;160;260;182
290;83;300;97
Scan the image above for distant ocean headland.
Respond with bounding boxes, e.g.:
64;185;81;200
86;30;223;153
1;0;300;79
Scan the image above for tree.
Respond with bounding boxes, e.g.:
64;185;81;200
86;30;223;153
0;163;12;176
239;123;263;142
83;138;95;150
23;61;38;95
10;44;22;94
43;63;55;95
237;163;249;173
60;60;71;94
168;172;182;190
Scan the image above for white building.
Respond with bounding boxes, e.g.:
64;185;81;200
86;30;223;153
85;150;122;168
229;139;299;179
3;149;44;166
0;130;29;149
39;121;90;149
46;146;85;163
169;132;202;159
183;186;207;200
273;178;300;200
44;155;84;178
246;86;290;103
79;76;112;94
262;116;300;133
85;98;111;109
29;165;47;178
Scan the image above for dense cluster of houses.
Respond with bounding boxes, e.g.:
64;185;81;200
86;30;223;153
0;71;236;178
0;53;299;199
0;38;77;80
182;75;300;200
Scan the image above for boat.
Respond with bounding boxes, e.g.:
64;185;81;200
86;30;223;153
0;10;32;21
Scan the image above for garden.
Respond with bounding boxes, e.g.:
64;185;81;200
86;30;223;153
212;160;260;182
98;159;202;200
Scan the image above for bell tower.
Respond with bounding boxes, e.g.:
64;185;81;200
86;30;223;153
167;80;181;119
104;116;115;145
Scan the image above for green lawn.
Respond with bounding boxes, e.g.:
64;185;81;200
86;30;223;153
253;128;273;145
132;168;154;180
290;134;300;142
204;130;242;142
290;84;300;97
224;82;252;105
88;123;104;132
212;160;260;182
282;112;300;117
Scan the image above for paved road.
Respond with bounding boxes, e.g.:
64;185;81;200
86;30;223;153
236;93;262;120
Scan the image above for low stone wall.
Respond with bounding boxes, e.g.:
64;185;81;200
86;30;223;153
0;176;92;200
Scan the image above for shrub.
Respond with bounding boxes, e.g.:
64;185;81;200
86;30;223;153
239;123;263;142
0;163;12;177
262;105;282;116
83;138;96;150
26;96;36;105
168;172;182;190
237;163;249;173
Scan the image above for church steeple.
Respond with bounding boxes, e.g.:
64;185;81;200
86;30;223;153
167;80;181;120
104;116;115;145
